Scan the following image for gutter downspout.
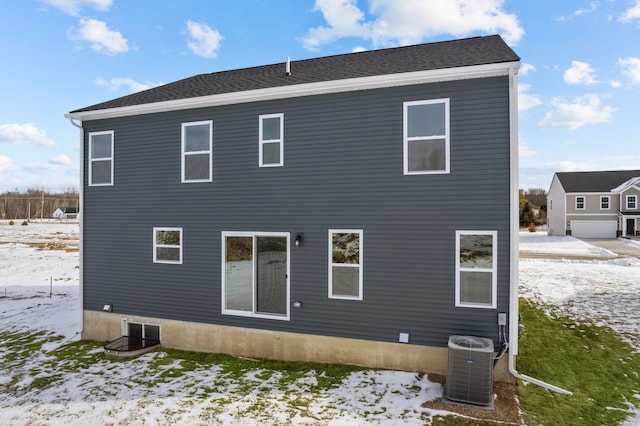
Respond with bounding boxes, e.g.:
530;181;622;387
508;67;572;396
66;116;84;338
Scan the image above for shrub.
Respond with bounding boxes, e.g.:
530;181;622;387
21;220;28;226
8;220;14;225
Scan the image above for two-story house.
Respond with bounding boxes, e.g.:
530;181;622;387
66;35;521;382
547;170;640;238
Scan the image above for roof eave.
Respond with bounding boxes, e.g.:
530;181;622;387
611;177;640;193
66;61;520;121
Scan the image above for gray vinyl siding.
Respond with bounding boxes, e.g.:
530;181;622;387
82;76;512;348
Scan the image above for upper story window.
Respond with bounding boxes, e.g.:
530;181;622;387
153;227;183;264
455;231;497;309
89;131;114;186
627;195;638;210
403;99;450;175
600;196;610;210
182;121;212;183
259;113;284;167
575;196;585;210
329;230;363;300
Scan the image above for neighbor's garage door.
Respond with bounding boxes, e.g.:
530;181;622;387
570;220;617;238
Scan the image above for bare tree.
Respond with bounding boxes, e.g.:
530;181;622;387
0;188;79;220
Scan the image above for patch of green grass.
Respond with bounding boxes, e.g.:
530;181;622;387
30;374;63;389
0;331;62;365
45;340;115;373
518;299;640;426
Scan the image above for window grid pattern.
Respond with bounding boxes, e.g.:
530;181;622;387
455;230;497;309
403;99;450;175
153;227;183;264
181;121;212;183
259;113;284;167
89;131;114;186
329;229;363;300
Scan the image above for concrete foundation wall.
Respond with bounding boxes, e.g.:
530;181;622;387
83;310;513;383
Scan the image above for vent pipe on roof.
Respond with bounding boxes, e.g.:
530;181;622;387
285;56;291;76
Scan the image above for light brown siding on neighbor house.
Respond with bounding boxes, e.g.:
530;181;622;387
565;193;619;215
621;187;640;212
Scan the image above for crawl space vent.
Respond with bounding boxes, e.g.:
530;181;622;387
445;335;494;407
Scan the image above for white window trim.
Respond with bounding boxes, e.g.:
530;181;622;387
600;196;610;210
181;120;213;183
627;195;638;210
221;231;290;320
403;98;450;175
88;130;114;186
575;196;585;210
153;227;183;264
328;229;363;301
259;113;284;167
455;230;497;309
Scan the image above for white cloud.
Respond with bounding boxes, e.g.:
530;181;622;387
26;154;75;172
70;18;129;55
563;61;598;85
518;83;542;111
618;57;640;84
519;63;536;76
574;2;599;16
51;154;72;166
186;21;223;58
95;77;162;93
529;160;595;172
538;94;614;130
41;0;112;16
610;80;622;88
0;156;15;173
601;155;640;164
619;0;640;22
0;123;55;147
302;0;524;50
519;141;537;157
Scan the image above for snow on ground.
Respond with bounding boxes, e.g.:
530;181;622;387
519;232;616;257
519;231;640;350
1;222;639;424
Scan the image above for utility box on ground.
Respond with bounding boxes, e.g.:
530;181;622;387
445;335;494;407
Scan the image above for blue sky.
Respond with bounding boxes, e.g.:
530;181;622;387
1;0;639;192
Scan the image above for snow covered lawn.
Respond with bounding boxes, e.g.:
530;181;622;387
1;223;639;424
520;231;640;351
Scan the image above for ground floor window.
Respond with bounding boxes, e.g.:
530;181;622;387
329;229;363;300
153;227;182;264
455;230;497;309
222;232;289;320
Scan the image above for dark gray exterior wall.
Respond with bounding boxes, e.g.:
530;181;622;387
82;76;512;349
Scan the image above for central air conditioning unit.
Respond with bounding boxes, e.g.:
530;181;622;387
445;335;494;407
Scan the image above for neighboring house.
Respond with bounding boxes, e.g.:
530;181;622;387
52;207;79;219
547;170;640;238
66;35;521;382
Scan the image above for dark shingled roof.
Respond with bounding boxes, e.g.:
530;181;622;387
71;35;519;113
555;170;640;192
